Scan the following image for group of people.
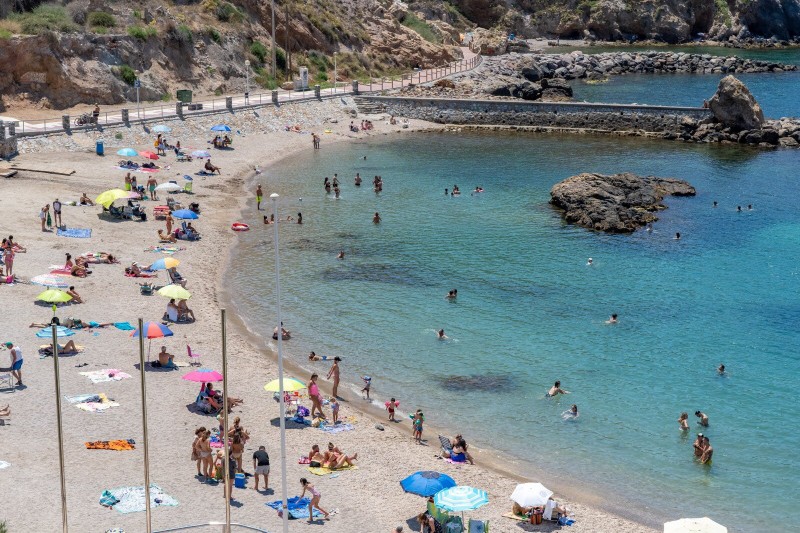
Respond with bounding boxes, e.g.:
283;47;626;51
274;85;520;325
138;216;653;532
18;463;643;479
0;236;24;277
211;135;231;149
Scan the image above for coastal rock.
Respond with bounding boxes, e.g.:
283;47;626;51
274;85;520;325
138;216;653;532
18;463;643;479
708;75;765;130
550;172;696;233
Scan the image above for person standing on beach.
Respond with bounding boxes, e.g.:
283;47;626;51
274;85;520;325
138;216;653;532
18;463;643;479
147;176;158;201
692;433;704;458
309;374;325;419
39;204;50;232
412;410;424;444
299;478;330;522
256;184;263;210
678;412;689;431
165;213;174;235
52;198;62;228
6;342;22;386
695;410;709;427
326;356;341;398
252;445;270;491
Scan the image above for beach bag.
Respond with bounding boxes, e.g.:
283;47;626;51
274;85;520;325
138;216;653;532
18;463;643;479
46;212;52;227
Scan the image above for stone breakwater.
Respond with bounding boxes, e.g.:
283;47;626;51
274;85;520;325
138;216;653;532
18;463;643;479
400;51;797;102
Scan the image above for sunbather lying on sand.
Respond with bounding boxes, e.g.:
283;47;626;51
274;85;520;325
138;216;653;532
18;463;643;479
0;404;9;416
323;442;357;469
41;340;78;353
158;230;177;243
0;275;19;284
81;252;117;264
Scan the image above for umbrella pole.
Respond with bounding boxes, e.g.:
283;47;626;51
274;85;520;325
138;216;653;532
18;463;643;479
137;318;153;533
221;309;231;533
51;324;69;533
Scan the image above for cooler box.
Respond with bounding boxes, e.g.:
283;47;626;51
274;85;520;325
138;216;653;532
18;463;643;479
234;473;246;488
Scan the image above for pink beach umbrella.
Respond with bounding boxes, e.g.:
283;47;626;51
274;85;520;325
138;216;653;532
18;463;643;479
182;368;223;382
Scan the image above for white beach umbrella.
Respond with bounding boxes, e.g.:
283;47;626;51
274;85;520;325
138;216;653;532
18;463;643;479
155;182;182;192
664;517;727;533
510;483;553;507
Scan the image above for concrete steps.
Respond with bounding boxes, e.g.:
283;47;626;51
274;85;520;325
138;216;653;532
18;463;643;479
353;97;386;115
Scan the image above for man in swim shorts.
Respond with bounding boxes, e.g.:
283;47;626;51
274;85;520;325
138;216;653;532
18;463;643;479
6;342;22;386
546;381;569;397
256;184;263;211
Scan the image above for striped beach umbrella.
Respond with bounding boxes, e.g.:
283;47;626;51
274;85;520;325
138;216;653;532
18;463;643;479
400;471;456;497
433;486;489;512
35;326;75;338
130;322;173;339
149;257;181;271
264;377;307;392
30;274;70;288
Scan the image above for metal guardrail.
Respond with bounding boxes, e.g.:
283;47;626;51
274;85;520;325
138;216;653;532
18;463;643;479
12;54;483;137
154;522;269;532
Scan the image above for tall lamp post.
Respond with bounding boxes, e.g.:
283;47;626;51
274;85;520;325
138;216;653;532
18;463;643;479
333;52;338;94
244;59;251;104
270;193;290;533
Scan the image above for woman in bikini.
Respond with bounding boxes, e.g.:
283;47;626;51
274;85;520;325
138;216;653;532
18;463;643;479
192;426;207;477
198;430;213;478
323;442;357;469
299;478;330;522
230;434;245;472
228;417;250;445
308;444;326;468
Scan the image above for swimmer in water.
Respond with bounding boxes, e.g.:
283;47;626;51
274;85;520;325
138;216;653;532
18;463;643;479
717;364;726;375
437;329;448;340
337;250;345;260
445;289;456;300
747;204;752;210
675;232;681;240
587;257;593;266
354;173;362;187
713;201;718;207
373;212;381;224
563;404;578;418
693;433;704;458
444;188;448;196
700;436;713;464
695;410;709;427
546;380;569;397
737;206;742;212
606;314;618;324
646;223;653;232
678;412;689;431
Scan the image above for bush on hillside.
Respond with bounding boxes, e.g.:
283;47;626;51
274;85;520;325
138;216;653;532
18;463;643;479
250;41;267;63
207;27;221;43
87;11;115;28
9;4;79;34
216;1;243;23
128;25;157;40
117;64;136;86
401;12;440;44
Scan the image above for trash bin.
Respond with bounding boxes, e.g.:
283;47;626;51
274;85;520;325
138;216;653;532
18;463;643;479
96;139;104;156
176;89;193;104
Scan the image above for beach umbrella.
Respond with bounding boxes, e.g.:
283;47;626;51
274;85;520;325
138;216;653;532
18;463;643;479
30;274;70;288
171;209;198;220
95;189;139;208
35;326;74;338
117;147;139;157
434;486;489;513
149;257;181;271
182;368;223;382
210;124;231;132
264;377;307;392
155;182;182;192
130;321;173;361
36;289;72;303
157;284;191;300
191;150;210;158
152;125;171;133
400;471;456;497
510;483;553;508
139;151;159;160
664;518;727;533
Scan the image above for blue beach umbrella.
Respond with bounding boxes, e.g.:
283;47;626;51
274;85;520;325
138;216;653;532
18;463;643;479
117;148;138;157
153;125;172;133
400;471;456;497
35;326;75;338
210;124;231;132
171;209;198;220
433;486;489;513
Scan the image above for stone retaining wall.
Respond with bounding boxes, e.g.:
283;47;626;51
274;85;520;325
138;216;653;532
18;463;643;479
363;96;711;133
0;122;18;158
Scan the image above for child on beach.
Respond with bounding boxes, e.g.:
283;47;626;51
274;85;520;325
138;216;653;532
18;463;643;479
330;397;340;425
385;398;399;421
411;410;424;444
361;376;371;400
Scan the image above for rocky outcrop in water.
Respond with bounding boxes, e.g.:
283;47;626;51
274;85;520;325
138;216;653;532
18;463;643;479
550;173;696;233
708;75;765;130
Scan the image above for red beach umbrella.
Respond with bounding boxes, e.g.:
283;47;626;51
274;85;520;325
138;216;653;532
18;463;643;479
139;151;159;160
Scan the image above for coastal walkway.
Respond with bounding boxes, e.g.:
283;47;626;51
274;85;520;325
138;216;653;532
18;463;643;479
1;48;482;138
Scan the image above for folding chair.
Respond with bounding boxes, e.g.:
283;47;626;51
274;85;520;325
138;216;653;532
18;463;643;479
0;371;15;392
187;345;202;366
183;182;193;194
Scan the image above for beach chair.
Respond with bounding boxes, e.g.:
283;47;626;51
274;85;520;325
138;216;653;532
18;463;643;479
468;518;489;532
187;345;202;366
438;434;454;456
442;515;464;533
183;182;193;194
153;206;170;220
428;500;450;524
0;370;14;392
0;408;9;426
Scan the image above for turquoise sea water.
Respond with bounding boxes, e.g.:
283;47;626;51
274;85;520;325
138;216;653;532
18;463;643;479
231;132;800;531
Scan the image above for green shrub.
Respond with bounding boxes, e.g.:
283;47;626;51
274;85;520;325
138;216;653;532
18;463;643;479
276;47;286;70
114;132;124;140
10;4;79;34
177;24;193;43
250;41;267;63
128;25;157;40
207;27;221;43
401;12;440;44
87;11;116;28
133;9;142;20
254;66;279;90
216;1;243;23
117;64;136;86
0;28;11;39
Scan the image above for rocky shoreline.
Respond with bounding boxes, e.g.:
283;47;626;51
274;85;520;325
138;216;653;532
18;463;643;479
550;172;696;233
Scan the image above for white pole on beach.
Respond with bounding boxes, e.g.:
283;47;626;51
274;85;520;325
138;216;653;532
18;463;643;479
221;308;231;533
271;192;290;533
137;318;153;533
51;324;69;532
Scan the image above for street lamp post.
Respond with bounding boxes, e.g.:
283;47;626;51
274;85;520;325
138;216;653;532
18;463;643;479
333;52;337;94
270;193;290;533
244;59;251;104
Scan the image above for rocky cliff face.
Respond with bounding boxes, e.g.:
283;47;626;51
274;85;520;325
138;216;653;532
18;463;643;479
472;0;800;43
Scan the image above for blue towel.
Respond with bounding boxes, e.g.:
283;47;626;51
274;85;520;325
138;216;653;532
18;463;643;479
114;322;135;331
57;228;92;238
266;497;323;519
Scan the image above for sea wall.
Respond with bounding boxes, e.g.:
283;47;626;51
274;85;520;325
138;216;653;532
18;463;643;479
362;96;711;133
0;121;18;158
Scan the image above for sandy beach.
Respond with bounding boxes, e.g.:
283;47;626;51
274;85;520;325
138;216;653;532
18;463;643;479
0;98;656;532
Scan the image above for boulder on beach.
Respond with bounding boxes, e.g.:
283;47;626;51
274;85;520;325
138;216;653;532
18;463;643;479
550;172;696;233
708;75;765;131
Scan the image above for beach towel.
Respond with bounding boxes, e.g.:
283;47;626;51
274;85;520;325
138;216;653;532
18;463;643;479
125;272;157;278
195;170;214;176
86;439;135;451
319;422;354;434
144;246;185;255
501;512;528;522
50;268;73;276
266;497;323;519
57;228;92;239
100;484;178;513
114;322;135;331
307;464;358;476
80;369;132;384
66;393;119;412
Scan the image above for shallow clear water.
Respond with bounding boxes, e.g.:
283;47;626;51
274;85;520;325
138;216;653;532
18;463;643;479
230;132;800;531
557;47;800;118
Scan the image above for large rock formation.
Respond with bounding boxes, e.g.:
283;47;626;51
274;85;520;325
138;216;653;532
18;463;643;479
708;75;765;130
550;172;696;233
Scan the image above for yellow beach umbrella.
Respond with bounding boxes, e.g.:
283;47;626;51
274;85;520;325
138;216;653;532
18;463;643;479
157;284;192;300
95;188;139;208
264;377;307;392
36;289;73;303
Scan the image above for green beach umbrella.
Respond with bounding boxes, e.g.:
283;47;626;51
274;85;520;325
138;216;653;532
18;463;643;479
36;289;72;303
